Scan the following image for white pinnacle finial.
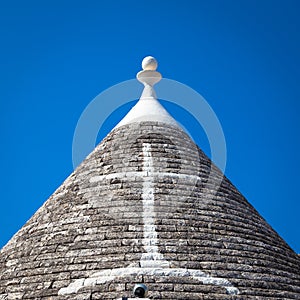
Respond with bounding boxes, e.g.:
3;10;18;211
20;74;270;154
137;56;162;88
113;55;180;129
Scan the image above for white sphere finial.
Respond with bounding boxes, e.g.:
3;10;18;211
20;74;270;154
142;56;158;71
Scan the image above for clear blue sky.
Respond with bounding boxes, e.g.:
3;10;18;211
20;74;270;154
1;0;299;253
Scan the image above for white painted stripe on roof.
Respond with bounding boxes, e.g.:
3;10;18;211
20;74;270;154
58;267;239;295
89;172;201;183
140;143;169;268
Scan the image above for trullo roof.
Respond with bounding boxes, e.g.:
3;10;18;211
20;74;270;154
0;56;299;300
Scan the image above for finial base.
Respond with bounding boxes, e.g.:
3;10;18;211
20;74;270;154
137;70;162;87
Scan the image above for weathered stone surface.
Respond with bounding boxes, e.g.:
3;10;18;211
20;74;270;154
0;121;299;299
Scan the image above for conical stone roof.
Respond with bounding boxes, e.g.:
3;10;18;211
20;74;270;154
0;57;299;300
